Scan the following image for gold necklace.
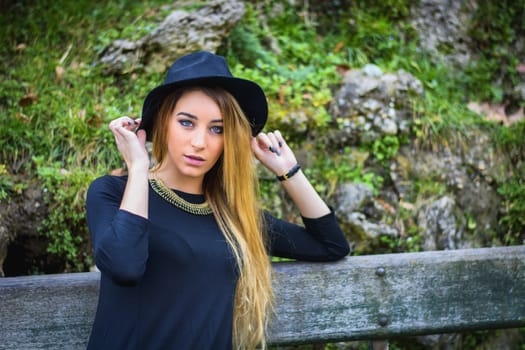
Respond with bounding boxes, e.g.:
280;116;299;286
149;178;213;216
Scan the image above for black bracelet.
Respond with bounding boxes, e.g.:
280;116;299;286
277;164;301;181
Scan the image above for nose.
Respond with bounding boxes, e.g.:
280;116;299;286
191;127;206;149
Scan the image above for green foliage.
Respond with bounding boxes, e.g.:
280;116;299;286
0;0;168;271
498;177;525;245
465;0;525;103
304;146;384;199
0;164;12;201
221;2;345;135
370;135;401;164
493;119;525;165
413;178;448;200
1;0;524;275
492;120;525;244
0;1;169;271
0;0;167;168
326;0;418;68
34;156;97;271
379;232;422;253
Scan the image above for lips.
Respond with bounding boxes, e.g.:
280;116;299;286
184;154;205;166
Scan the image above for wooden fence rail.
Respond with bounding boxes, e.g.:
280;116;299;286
0;245;524;349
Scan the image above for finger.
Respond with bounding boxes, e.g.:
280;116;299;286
266;131;279;147
265;132;281;156
109;116;128;128
124;118;139;130
274;130;285;148
265;131;275;141
259;133;281;156
250;137;262;156
251;137;271;160
112;128;128;146
136;129;147;147
109;116;137;131
255;133;272;150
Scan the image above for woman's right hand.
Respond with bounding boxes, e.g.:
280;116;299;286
108;116;149;173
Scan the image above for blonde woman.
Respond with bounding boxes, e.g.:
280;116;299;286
86;51;349;349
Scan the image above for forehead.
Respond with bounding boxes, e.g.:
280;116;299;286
174;89;223;119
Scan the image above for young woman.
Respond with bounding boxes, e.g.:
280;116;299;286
86;51;349;350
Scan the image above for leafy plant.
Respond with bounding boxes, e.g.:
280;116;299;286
2;0;524;277
369;135;401;164
304;146;384;199
34;156;99;271
465;0;525;104
498;177;525;245
222;2;345;134
492;120;525;242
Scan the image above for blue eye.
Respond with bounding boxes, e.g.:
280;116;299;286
179;120;193;127
211;126;224;134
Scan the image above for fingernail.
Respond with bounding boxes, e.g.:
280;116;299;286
269;146;281;156
278;141;283;147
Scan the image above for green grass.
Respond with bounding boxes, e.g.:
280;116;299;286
1;0;171;270
1;0;523;271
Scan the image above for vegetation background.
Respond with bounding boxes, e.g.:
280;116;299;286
1;0;524;348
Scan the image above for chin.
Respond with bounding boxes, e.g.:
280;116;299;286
180;168;208;179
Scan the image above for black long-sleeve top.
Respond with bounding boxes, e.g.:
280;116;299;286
86;175;349;350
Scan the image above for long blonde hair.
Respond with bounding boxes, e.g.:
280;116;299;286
151;86;274;349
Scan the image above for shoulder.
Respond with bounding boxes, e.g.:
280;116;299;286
87;175;128;202
89;174;128;190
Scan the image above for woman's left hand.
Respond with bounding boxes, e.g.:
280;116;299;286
251;130;298;176
252;130;331;217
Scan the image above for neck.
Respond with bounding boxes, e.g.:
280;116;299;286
150;167;204;195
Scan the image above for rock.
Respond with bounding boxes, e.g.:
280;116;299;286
336;183;398;241
346;212;398;239
362;63;383;77
410;0;473;67
390;134;504;245
337;183;374;213
0;224;11;277
98;40;140;75
417;196;466;251
328;65;423;146
0;180;50;276
99;0;246;74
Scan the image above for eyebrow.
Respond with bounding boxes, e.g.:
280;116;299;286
176;112;223;123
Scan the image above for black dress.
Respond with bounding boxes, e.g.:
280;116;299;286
86;175;349;350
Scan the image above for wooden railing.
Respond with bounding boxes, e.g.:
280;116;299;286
1;246;524;348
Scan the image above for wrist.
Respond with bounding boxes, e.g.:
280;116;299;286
276;163;301;182
127;164;150;178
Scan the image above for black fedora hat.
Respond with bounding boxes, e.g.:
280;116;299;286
140;51;268;140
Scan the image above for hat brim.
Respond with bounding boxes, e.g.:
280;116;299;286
140;76;268;141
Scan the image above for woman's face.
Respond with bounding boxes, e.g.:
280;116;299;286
163;89;224;187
